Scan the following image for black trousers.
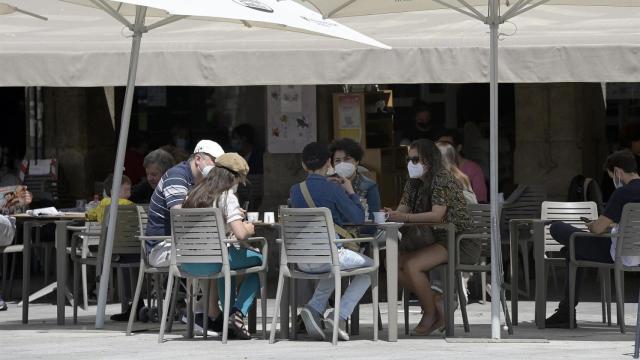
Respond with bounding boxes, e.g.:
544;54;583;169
548;221;613;312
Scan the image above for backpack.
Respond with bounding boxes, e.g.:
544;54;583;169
567;175;604;213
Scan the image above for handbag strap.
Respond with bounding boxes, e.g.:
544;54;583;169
298;181;353;239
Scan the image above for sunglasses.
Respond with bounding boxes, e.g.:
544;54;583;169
407;156;420;164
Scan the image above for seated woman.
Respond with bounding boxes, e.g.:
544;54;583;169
180;153;262;340
385;139;479;336
437;141;478;205
329;138;380;220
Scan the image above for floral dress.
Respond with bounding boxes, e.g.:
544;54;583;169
399;169;480;264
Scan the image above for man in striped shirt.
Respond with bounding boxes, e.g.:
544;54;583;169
146;139;224;267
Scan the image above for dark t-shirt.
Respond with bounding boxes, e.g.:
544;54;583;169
129;180;154;204
603;178;640;223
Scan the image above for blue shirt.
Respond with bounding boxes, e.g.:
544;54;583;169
146;161;195;248
353;173;380;221
289;174;365;227
603;178;640;223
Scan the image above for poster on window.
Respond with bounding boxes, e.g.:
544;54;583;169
267;86;316;154
338;95;361;129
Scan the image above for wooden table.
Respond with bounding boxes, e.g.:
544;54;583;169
13;213;86;325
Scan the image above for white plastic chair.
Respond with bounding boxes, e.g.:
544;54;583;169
157;208;268;344
68;222;101;311
269;207;379;345
127;205;174;335
569;203;640;332
540;201;612;325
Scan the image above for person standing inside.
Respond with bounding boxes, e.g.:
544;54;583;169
399;101;445;144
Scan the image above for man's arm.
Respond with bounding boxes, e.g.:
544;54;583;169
588;215;613;235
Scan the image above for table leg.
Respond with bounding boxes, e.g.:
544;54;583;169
56;221;69;325
510;220;519;326
446;226;455;337
533;221;546;329
385;228;399;342
22;221;32;324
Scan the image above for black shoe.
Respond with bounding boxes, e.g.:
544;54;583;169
545;309;577;329
110;299;145;322
228;310;251;340
209;313;224;332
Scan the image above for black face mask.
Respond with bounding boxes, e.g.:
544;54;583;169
416;122;430;131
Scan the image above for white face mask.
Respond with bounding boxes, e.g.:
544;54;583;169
335;162;356;178
407;162;425;179
200;165;214;177
613;171;624;189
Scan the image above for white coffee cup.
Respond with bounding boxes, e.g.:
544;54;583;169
247;212;259;223
263;212;275;224
373;211;389;224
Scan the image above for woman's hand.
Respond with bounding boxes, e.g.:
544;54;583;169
327;175;355;195
243;221;255;236
385;207;407;222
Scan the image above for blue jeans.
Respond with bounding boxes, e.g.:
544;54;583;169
549;221;613;313
179;247;263;316
298;248;373;320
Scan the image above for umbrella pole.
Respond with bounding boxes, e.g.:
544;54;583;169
488;0;502;340
95;6;147;329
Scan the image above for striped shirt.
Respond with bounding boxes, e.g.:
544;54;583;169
145;161;194;249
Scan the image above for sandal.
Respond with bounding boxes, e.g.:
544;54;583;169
228;311;251;340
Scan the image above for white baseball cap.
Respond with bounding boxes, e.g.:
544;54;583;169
193;140;224;159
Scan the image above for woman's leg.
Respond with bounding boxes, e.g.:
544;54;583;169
404;244;448;331
398;252;416;294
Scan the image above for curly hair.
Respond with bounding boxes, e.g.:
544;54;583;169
329;138;364;163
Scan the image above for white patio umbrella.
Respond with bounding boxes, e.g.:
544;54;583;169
296;0;640;339
62;0;390;329
0;2;48;20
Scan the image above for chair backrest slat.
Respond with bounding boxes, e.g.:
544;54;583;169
100;205;142;256
617;203;640;258
170;208;227;265
466;204;491;257
281;208;338;265
501;184;547;232
541;201;598;253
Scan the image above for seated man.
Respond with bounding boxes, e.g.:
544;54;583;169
289;142;373;341
129;149;175;204
546;149;640;328
144;139;225;333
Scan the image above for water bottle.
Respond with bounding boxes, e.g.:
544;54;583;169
359;198;369;222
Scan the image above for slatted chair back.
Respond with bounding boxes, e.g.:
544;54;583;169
501;184;547;232
280;207;339;266
467;203;492;258
169;208;228;269
101;205;142;256
136;205;149;235
615;203;640;260
84;221;102;247
541;201;598;253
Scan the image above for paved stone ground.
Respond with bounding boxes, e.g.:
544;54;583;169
1;299;638;360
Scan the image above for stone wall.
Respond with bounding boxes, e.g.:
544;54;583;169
513;83;608;200
43;87;116;202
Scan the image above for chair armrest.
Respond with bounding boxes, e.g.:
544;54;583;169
275;238;283;244
137;235;171;242
78;231;101;237
334;237;375;244
568;232;613;263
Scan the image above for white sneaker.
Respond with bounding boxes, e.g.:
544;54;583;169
323;311;349;341
181;313;220;337
300;306;326;340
